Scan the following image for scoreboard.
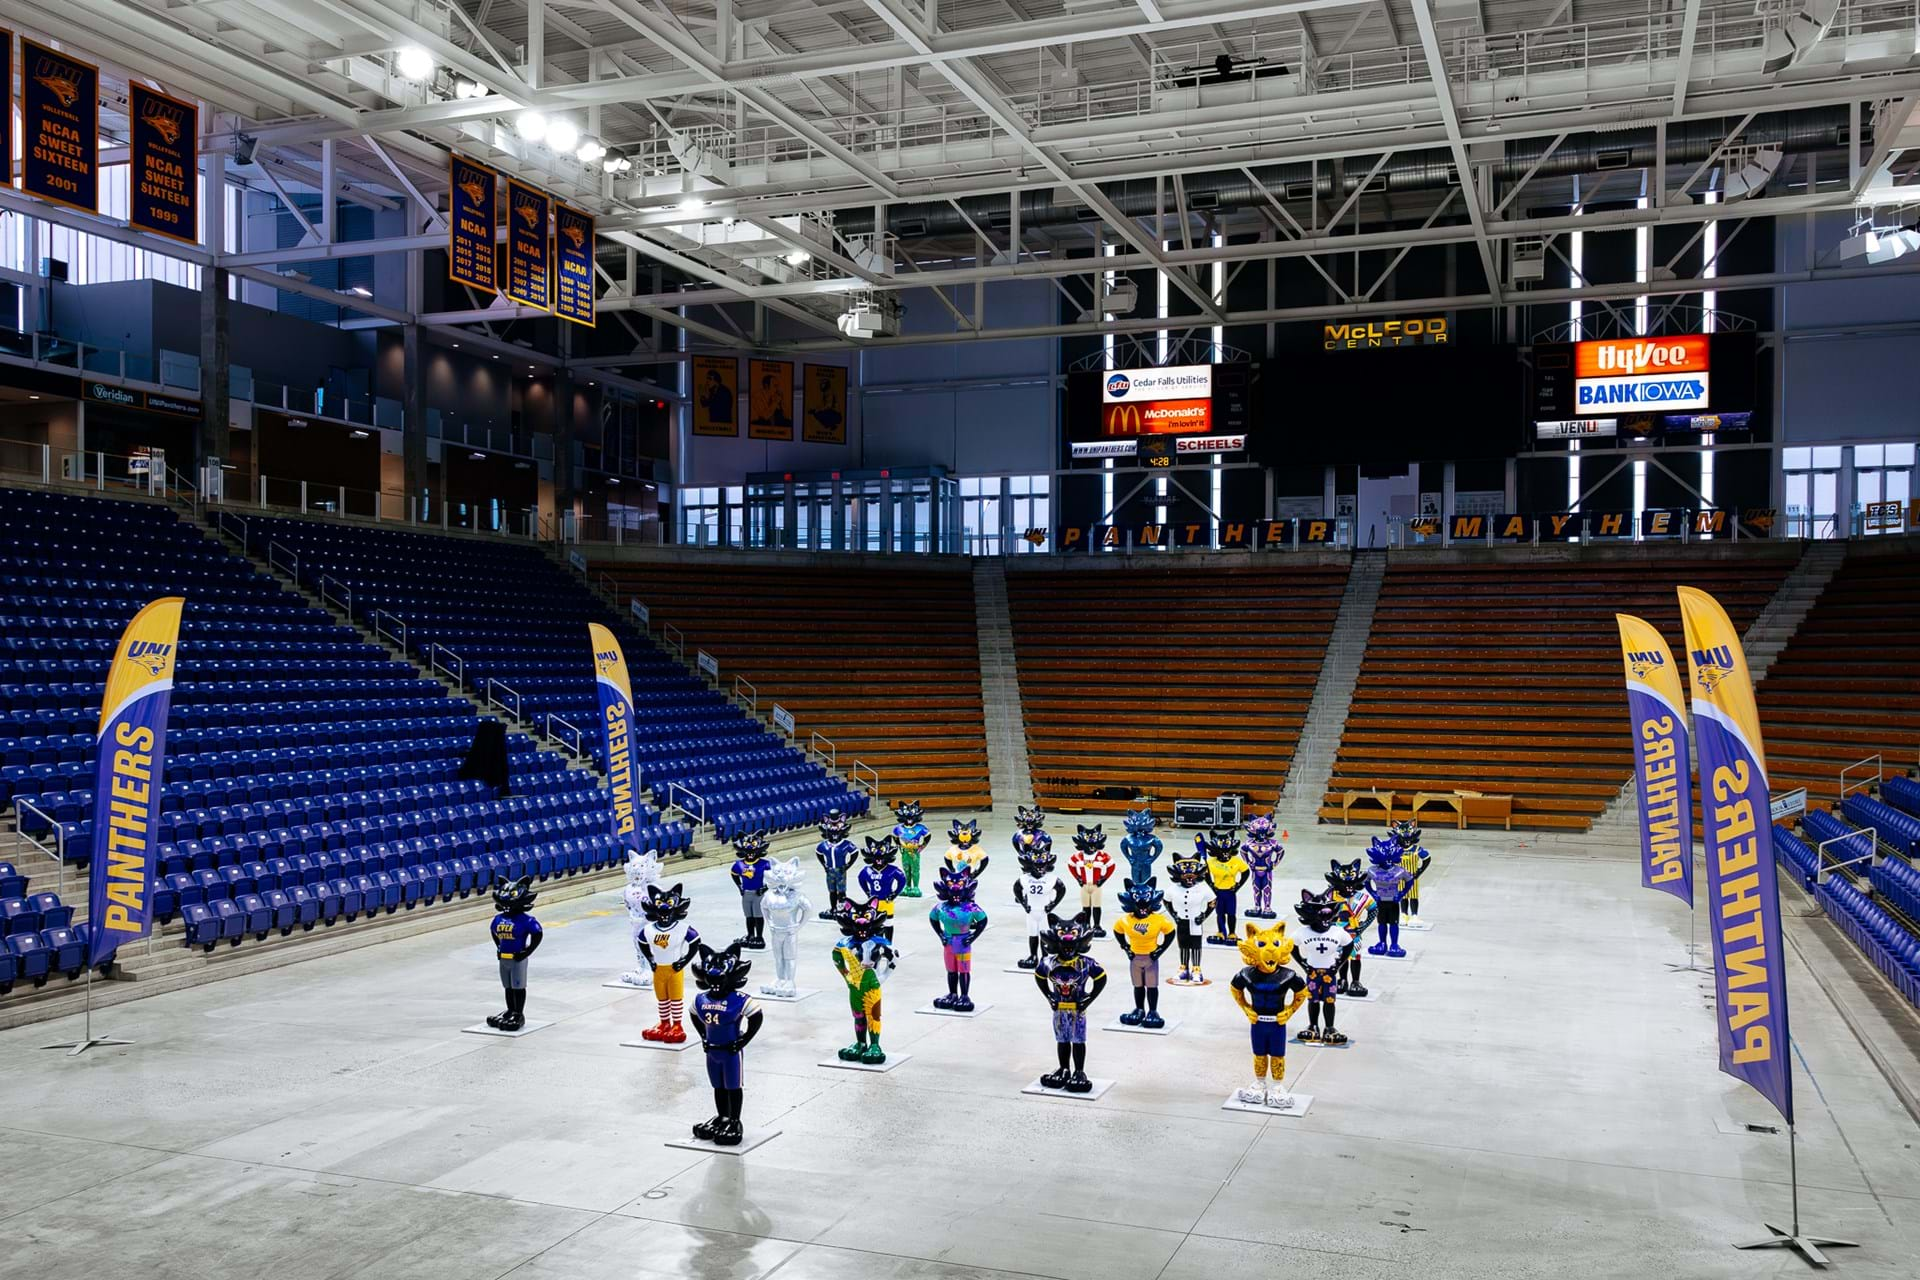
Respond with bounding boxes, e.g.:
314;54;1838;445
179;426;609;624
1065;362;1251;464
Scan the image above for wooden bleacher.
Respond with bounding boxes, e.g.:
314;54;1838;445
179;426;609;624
1321;552;1796;832
1759;542;1920;809
1006;563;1349;815
589;561;991;811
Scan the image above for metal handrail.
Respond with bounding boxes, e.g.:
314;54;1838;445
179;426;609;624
1839;754;1883;799
851;761;880;796
545;713;584;759
14;797;67;896
1816;827;1879;885
214;509;249;549
667;782;708;826
429;643;465;692
266;540;299;582
734;675;757;710
808;732;836;771
486;678;522;720
318;574;353;622
662;623;685;661
370;610;407;654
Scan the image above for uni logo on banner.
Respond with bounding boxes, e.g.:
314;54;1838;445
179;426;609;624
1690;645;1735;695
594;648;620;674
127;640;174;678
1626;650;1666;681
140;98;185;145
32;58;83;108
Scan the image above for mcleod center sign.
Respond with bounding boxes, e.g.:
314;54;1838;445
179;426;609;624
1575;336;1710;415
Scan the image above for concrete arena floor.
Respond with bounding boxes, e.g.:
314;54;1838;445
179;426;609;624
2;819;1917;1280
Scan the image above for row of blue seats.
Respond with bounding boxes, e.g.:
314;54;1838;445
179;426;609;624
1;676;435;712
1;925;95;990
1881;776;1920;824
1840;793;1920;858
5;597;324;622
0;893;70;937
16;771;599;840
1816;877;1920;1008
3;713;504;765
3;696;472;738
44;786;612;861
1800;809;1876;870
1868;858;1920;936
0;861;27;898
710;789;868;841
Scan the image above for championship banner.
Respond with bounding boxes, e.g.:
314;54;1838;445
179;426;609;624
1676;586;1793;1124
747;358;795;440
22;37;99;213
589;623;641;846
1615;614;1693;906
693;355;739;436
447;156;498;293
553;204;595;326
128;84;198;244
0;33;13;185
505;180;552;310
802;364;848;443
87;597;184;964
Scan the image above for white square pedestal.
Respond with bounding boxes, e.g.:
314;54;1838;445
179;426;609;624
916;1003;992;1018
1221;1091;1314;1117
1103;1018;1180;1036
1022;1077;1115;1102
817;1053;912;1073
462;1020;552;1038
622;1035;697;1052
665;1128;781;1155
602;977;651;990
757;988;818;1003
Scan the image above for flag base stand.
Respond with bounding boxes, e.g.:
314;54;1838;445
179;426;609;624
1732;1225;1856;1269
1665;907;1710;973
1732;1123;1854;1269
41;969;131;1057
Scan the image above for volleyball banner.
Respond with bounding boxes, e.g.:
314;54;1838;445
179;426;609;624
589;623;640;845
1676;586;1793;1125
87;597;184;964
1615;614;1693;906
21;37;99;214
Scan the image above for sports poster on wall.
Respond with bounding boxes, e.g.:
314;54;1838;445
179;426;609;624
802;365;848;444
747;359;795;440
21;37;99;214
692;355;739;437
504;180;553;310
128;84;198;243
553;204;596;327
447;156;499;293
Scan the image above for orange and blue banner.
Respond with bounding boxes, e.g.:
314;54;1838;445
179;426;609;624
21;37;99;214
129;83;198;244
447;155;498;293
1677;586;1793;1124
87;597;183;965
1615;614;1693;906
505;180;552;310
589;623;640;847
553;204;595;327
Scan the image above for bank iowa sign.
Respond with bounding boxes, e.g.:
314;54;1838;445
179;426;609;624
1323;316;1449;350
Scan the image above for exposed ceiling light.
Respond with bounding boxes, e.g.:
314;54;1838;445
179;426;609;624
470;451;486;461
785;249;810;265
516;110;548;143
576;137;606;164
451;342;460;348
453;77;483;99
345;285;372;297
679;195;705;212
396;46;435;82
546;118;580;154
349;429;370;439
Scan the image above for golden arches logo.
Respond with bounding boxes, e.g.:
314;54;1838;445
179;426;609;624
1105;404;1146;436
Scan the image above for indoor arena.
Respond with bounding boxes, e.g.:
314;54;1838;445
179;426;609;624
0;2;1917;1277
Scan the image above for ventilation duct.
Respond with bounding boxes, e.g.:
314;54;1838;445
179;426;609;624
1719;145;1786;200
1761;0;1842;74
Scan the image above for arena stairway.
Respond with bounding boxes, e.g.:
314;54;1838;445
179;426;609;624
1757;541;1920;808
587;558;991;813
1005;561;1349;815
1319;550;1798;832
224;516;868;841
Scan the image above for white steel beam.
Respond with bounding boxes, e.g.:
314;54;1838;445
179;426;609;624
1408;0;1502;304
1671;0;1705;115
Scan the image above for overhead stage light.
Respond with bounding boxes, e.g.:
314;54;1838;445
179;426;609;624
680;195;705;212
546;118;580;154
576;137;606;164
396;46;435;82
516;110;548;143
785;248;810;265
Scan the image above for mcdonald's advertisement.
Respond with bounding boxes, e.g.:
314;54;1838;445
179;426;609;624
1067;363;1248;450
505;180;553;310
129;84;198;243
447;156;499;293
22;37;100;214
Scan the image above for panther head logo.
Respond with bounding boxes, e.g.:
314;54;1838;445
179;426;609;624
457;178;488;206
34;72;81;109
562;223;586;250
141;108;182;146
515;200;540;229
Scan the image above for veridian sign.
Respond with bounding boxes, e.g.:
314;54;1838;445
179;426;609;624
1323;316;1449;349
1574;336;1710;415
